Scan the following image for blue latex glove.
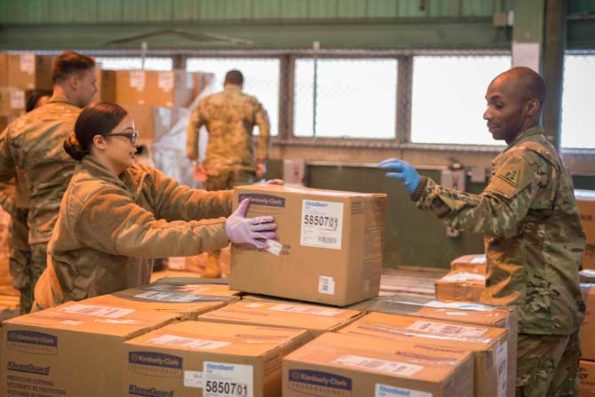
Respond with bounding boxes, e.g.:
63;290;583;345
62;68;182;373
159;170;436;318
225;199;277;249
378;158;421;195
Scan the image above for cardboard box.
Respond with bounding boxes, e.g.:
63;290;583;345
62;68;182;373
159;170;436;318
197;300;362;336
0;301;178;397
584;245;595;270
435;271;486;302
123;104;185;143
580;360;595;397
370;294;518;397
123;320;311;397
283;332;474;397
230;184;387;306
576;190;595;245
83;284;238;320
451;254;487;275
582;284;595;360
6;54;53;90
0;88;26;117
101;69;196;108
0;54;8;86
340;312;510;397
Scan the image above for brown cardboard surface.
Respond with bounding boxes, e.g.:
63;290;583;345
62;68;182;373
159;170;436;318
0;300;178;397
197;300;362;336
580;360;595;397
340;312;510;397
283;332;474;397
451;254;487;275
584;245;595;270
6;54;53;90
435;271;486;302
0;54;8;86
576;190;595;245
582;284;595;361
370;294;518;397
0;88;26;117
230;184;387;306
123;320;311;397
83;284;238;320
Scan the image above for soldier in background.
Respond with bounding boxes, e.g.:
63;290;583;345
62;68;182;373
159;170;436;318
0;51;97;312
186;69;270;278
379;67;585;396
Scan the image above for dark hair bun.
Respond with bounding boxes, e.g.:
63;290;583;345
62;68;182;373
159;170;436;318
63;134;87;161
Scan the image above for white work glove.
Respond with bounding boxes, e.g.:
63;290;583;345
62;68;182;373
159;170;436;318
225;199;276;249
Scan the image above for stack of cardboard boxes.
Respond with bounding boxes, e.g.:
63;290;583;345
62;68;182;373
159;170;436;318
577;190;595;270
435;254;487;302
580;284;595;396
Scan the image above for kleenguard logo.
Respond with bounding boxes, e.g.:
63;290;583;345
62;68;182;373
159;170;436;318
128;384;174;397
128;352;183;378
7;330;58;354
7;361;50;376
288;369;352;397
239;193;285;213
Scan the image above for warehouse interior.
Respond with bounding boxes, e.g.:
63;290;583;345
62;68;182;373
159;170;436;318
0;0;594;396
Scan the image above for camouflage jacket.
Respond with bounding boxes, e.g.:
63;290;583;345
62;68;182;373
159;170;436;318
186;85;270;175
0;180;16;218
412;127;585;335
0;95;81;244
35;155;233;307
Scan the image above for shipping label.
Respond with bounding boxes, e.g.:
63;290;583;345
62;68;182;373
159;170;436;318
203;361;253;397
301;200;343;250
333;355;423;376
269;303;342;317
407;320;487;338
375;383;433;397
147;334;230;350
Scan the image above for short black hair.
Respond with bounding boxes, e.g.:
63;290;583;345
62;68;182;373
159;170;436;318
500;67;546;106
224;70;244;86
52;51;96;84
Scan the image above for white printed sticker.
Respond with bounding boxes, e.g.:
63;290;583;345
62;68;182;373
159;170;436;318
20;54;35;74
269;303;342;317
244;303;263;308
495;340;508;397
333;355;422;376
158;72;174;91
318;276;335;295
375;383;433;397
203;361;253;397
471;255;486;264
60;303;134;319
148;334;230;350
424;300;494;312
187;73;195;89
61;320;82;326
301;200;343;250
184;370;204;388
265;239;282;256
10;90;25;110
129;71;146;91
407;320;487;338
134;290;200;303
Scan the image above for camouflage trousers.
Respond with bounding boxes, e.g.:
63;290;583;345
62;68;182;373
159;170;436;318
8;208;33;314
203;168;254;278
16;243;48;314
516;330;580;397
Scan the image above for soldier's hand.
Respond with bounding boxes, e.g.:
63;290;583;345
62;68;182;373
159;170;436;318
265;179;284;185
256;160;266;179
225;199;277;249
193;162;208;183
378;158;421;195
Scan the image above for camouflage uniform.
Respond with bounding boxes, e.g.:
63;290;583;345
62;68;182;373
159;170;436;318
0;96;81;311
187;85;270;277
411;127;585;396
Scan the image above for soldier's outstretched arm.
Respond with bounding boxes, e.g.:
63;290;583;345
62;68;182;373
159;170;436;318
411;150;543;238
186;104;205;162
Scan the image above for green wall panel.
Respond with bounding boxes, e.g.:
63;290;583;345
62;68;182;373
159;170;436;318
366;0;399;18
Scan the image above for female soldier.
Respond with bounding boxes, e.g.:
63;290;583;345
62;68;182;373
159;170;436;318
34;102;276;308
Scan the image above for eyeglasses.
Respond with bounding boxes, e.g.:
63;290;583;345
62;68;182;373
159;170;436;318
98;131;139;145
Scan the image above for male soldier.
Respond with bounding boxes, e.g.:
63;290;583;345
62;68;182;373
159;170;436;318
0;51;97;312
379;67;585;396
187;69;270;277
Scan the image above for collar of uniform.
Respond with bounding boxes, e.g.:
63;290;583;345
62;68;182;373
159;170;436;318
223;84;242;93
80;155;128;190
505;126;545;151
47;95;78;107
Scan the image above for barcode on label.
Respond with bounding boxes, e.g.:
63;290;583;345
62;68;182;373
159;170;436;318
318;276;335;295
408;320;487;338
60;304;134;319
318;236;337;244
334;355;423;376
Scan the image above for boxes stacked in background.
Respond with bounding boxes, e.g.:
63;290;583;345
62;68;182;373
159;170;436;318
434;253;487;302
100;69;214;186
581;284;595;396
0;53;53;131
